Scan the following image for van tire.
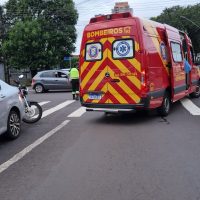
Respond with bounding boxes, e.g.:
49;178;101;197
157;92;171;116
35;84;44;93
189;82;200;98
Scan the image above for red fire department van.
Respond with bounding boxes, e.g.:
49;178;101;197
79;12;200;116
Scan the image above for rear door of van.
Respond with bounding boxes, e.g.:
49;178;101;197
80;17;142;106
106;34;141;105
80;36;109;104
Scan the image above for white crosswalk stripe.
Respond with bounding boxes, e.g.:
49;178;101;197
180;98;200;116
42;100;75;118
68;107;86;117
37;99;200;118
39;101;51;106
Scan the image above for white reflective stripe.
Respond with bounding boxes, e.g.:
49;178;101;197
86;108;135;113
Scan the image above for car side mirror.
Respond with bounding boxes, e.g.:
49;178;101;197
19;74;24;79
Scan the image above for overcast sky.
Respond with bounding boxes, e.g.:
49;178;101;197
0;0;199;54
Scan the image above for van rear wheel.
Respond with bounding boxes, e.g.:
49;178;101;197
189;82;200;98
157;92;171;116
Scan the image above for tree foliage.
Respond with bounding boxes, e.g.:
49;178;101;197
1;0;78;70
0;5;6;63
151;4;200;53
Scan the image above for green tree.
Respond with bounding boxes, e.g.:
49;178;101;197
2;0;78;72
0;5;11;82
2;20;46;69
151;4;200;53
0;5;6;63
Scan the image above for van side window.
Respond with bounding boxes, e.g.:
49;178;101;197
112;39;134;59
85;42;102;62
171;42;183;62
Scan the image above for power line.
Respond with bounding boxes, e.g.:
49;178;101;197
6;1;199;15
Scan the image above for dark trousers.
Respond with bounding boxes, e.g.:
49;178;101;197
71;79;79;95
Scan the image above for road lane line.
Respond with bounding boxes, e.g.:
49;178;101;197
39;101;51;106
0;120;70;174
68;107;86;117
180;98;200;115
42;100;75;118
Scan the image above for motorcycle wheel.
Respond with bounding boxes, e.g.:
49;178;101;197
23;102;42;123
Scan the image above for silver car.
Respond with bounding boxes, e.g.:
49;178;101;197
0;80;24;139
31;69;72;93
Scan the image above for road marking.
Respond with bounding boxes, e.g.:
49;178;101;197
39;101;51;106
180;98;200;115
68;107;86;117
42;100;75;118
31;101;50;119
0;119;70;174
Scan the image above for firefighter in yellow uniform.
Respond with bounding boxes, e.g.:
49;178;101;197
69;66;79;100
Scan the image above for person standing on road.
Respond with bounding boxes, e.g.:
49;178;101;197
184;58;192;89
69;65;79;100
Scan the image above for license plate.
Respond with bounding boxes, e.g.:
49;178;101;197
89;93;102;100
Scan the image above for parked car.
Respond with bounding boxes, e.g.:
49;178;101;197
31;69;72;93
0;79;24;139
61;68;70;75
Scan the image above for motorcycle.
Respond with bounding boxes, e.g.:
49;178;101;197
15;75;42;123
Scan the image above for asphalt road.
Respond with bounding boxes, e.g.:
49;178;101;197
0;91;200;200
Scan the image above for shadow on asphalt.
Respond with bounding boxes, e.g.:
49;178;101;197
91;110;157;125
41;90;71;93
90;101;181;125
0;134;15;145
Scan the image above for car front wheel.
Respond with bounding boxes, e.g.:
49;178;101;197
189;82;200;98
6;110;21;139
35;84;44;93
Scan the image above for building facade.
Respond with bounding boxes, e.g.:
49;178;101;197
112;2;133;14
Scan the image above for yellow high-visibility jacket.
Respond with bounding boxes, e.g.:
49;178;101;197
70;67;79;79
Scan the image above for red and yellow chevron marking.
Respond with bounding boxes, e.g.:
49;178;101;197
80;36;142;105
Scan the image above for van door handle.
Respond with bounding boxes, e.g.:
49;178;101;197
111;79;120;83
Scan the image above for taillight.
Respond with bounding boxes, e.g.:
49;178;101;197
141;70;147;95
18;91;24;99
32;79;35;85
